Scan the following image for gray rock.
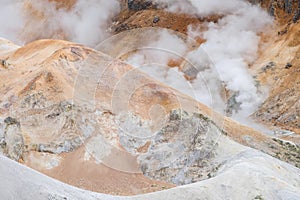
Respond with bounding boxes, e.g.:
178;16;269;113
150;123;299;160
262;61;276;72
285;62;293;69
138;109;223;185
2;118;24;161
293;1;300;23
127;0;154;11
153;16;160;23
269;2;275;17
285;0;293;14
38;137;82;154
4;117;20;126
0;59;9;68
225;92;242;115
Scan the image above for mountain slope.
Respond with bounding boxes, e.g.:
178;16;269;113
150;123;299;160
0;38;299;196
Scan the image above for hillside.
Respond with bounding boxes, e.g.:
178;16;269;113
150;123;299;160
0;0;299;199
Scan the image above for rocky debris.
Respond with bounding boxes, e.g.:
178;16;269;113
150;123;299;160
0;59;9;69
254;83;300;134
37;137;82;154
255;43;300;135
32;104;88;153
2;102;94;155
253;194;264;200
225;92;242;116
114;23;130;33
11;96;101;155
153;16;160;23
250;0;300;24
0;117;24;161
262;61;276;72
293;1;300;22
112;9;202;34
278;27;288;35
272;138;300;167
4;117;20;127
21;92;48;109
285;62;293;69
269;1;276;16
127;0;156;11
137;109;223;185
284;0;293;14
112;109;225;185
293;11;300;23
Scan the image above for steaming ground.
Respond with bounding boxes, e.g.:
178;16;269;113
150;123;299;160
123;0;273;125
0;0;273;127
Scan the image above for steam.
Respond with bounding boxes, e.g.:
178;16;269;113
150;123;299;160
0;0;120;46
126;0;273;120
189;2;273;118
0;0;24;43
154;0;240;16
126;29;188;66
0;0;273;124
125;29;195;99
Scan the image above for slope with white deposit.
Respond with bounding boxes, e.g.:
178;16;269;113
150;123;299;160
0;136;299;200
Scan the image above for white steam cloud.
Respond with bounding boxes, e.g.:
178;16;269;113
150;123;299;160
0;0;24;43
125;29;195;101
188;1;273;118
126;0;273;121
154;0;240;16
126;29;188;66
0;0;120;46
